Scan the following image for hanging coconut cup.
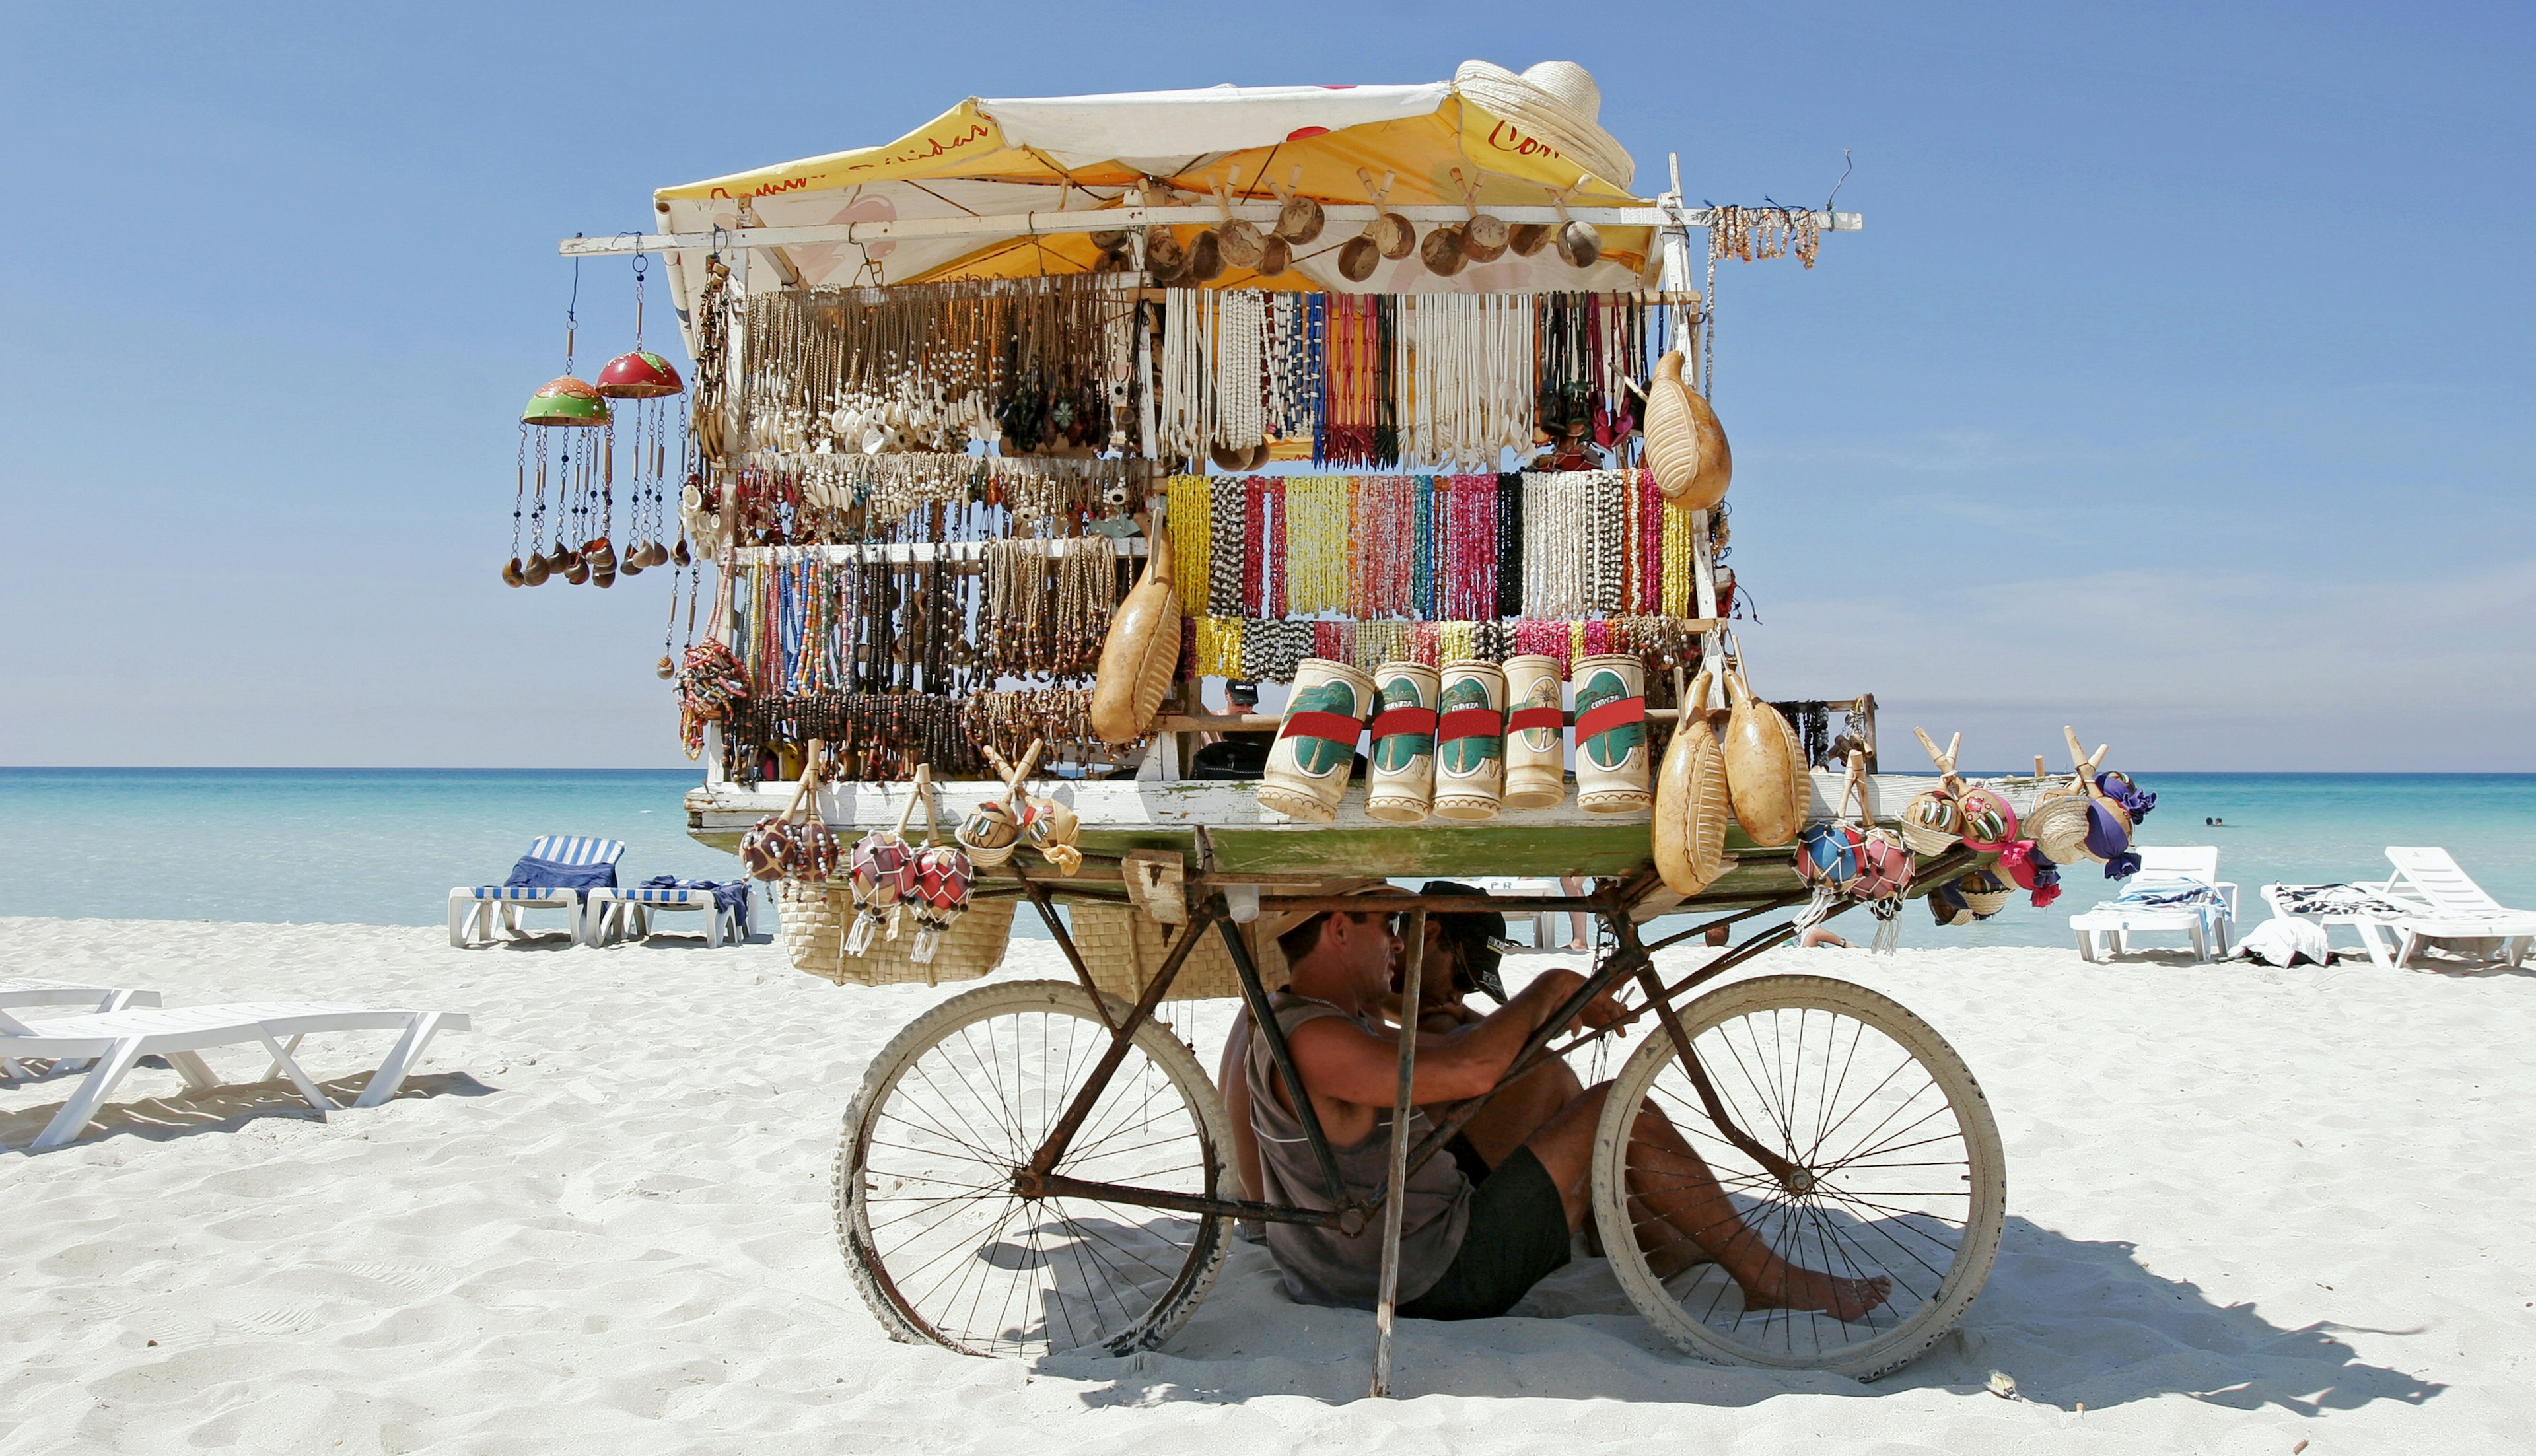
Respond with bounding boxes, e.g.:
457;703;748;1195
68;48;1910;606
1462;211;1511;262
1087;228;1129;252
1255;234;1292;277
1143;228;1187;276
1275;192;1325;243
1337;234;1381;283
1641;351;1734;508
1216;217;1266;269
595;350;684;399
1185;230;1225;283
1508;221;1555;257
520;376;612;427
1720;666;1807;847
1371;209;1416;260
1419;223;1467;277
501;557;525;588
1556;219;1603;269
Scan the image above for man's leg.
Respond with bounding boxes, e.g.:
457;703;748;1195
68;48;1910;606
1519;1082;1891;1322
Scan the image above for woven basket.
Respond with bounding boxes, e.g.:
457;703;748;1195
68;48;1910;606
1959;870;2013;918
1066;903;1290;1004
778;880;1016;987
2024;784;2092;865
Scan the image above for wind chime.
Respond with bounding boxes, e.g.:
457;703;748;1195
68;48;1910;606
509;261;613;587
595;252;687;582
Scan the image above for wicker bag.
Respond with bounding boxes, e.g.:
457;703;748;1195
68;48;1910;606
1959;869;2013;917
781;882;1015;987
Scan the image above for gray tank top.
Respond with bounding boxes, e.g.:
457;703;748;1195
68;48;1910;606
1245;992;1472;1309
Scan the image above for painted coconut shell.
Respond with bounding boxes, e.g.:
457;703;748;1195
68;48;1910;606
1652;669;1734;895
521;376;610;427
596;349;684;399
1721;667;1806;847
1090;529;1181;744
1641;352;1731;508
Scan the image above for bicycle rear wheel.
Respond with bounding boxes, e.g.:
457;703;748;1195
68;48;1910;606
1590;973;2005;1379
836;979;1232;1357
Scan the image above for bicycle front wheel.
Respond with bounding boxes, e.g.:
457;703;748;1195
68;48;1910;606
1590;973;2006;1379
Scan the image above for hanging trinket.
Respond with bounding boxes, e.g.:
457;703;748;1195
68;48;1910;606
514;260;611;587
596;253;687;580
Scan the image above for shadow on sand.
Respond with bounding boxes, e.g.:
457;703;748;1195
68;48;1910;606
2;1070;495;1154
1034;1215;2443;1414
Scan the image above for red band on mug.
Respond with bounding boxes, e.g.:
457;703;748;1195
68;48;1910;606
1278;711;1366;746
1368;707;1439;740
1507;705;1564;734
1437;708;1504;742
1575;697;1646;742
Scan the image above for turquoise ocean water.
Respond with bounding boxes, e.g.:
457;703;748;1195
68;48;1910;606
1;769;2529;949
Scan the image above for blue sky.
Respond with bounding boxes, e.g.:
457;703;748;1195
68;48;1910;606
3;3;2529;771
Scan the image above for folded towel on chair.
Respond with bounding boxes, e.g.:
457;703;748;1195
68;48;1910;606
2269;883;2408;919
505;857;619;892
641;875;753;922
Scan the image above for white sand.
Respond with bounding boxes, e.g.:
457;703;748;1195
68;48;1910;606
5;913;2532;1455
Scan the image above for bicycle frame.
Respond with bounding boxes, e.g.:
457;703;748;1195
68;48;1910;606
1005;874;1848;1230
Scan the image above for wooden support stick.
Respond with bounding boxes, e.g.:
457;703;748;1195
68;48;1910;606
1370;907;1428;1400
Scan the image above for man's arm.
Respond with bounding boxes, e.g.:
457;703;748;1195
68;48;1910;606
1287;971;1621;1108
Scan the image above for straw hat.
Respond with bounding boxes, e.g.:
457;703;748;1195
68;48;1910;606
1452;60;1636;190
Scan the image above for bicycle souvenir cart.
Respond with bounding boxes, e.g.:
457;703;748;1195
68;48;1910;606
526;65;2142;1395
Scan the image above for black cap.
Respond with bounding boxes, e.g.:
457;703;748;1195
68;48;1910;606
1419;880;1509;1002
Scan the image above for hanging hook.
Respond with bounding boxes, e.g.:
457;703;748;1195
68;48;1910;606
1825;150;1853;215
565;240;584;372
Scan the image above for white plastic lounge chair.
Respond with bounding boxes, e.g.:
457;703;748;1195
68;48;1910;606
586;882;750;948
1;985;164;1080
2257;882;2406;967
448;835;626;948
3;1002;469;1153
2381;847;2536;969
2069;847;2237;963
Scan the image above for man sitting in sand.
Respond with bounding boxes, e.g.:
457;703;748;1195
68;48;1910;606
1215;889;1889;1322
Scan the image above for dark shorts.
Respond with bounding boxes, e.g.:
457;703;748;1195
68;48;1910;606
1395;1145;1572;1321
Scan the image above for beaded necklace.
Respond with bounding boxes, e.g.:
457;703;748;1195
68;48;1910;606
1238;619;1310;682
1193;616;1244;678
1208;477;1247;615
1636;468;1663;613
1584;469;1627;614
1411;477;1435;619
1494;472;1525;619
1166;474;1212;617
1264;479;1288;617
1520;471;1587;619
1285;477;1347;613
1215;290;1266;450
1660;495;1697;617
1441;474;1497;621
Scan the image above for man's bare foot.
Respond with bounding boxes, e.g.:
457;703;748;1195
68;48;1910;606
1563;938;1590;952
1739;1263;1894;1323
